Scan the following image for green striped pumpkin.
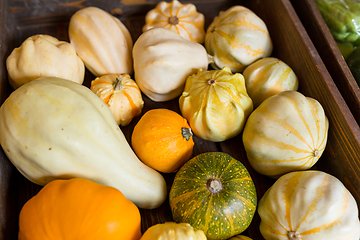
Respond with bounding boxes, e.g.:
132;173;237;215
242;90;329;178
169;152;257;240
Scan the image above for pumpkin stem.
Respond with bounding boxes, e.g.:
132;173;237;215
206;179;223;194
207;54;215;64
113;76;123;91
314;150;320;157
287;231;299;240
208;79;216;85
181;127;193;141
169;16;179;25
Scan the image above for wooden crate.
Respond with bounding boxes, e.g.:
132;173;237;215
291;0;360;125
0;0;360;239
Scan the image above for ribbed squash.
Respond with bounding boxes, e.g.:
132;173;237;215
179;67;253;142
68;6;133;76
143;0;205;43
243;57;299;108
0;77;167;209
242;91;329;178
131;108;194;173
205;5;273;72
258;170;360;239
140;222;207;240
169;152;257;240
19;178;141;240
90;74;144;126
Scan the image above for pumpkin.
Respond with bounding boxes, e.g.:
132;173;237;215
242;91;329;178
68;6;133;76
6;34;85;89
143;0;205;44
140;222;207;240
0;77;167;209
242;57;299;108
169;152;257;240
90;74;144;126
258;170;360;239
131;108;194;173
18;178;141;240
179;67;253;142
229;236;253;240
205;5;273;73
133;27;209;102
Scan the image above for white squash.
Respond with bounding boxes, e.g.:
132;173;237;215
6;34;85;89
68;6;133;76
133;27;209;102
0;77;167;209
258;170;360;239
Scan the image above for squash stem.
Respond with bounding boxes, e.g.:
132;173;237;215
169;16;179;25
287;231;299;240
113;76;123;91
206;179;223;194
181;127;193;141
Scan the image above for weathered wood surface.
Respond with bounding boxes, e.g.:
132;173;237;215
0;0;360;239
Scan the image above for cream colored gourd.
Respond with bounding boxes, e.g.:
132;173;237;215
179;67;253;142
68;6;133;76
0;77;167;209
205;5;273;73
6;34;85;89
133;27;209;102
90;74;144;126
243;57;299;108
140;222;207;240
242;91;329;178
143;0;205;43
258;170;360;239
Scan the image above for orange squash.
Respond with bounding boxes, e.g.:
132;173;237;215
18;178;142;240
131;108;194;173
90;74;144;126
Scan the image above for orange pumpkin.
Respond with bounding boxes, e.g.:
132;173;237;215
131;108;194;173
90;74;144;126
18;178;141;240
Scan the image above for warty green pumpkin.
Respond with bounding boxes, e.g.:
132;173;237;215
169;152;257;240
0;77;167;209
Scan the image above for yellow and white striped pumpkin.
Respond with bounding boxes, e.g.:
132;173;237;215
242;91;328;178
243;57;299;108
143;0;205;44
179;67;253;142
68;6;133;76
258;170;360;239
205;5;273;73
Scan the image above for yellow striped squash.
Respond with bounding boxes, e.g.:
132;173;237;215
68;7;133;76
143;0;205;44
242;91;329;178
179;67;253;142
258;170;360;239
243;57;299;108
205;5;273;73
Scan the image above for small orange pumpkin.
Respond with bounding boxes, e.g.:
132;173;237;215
131;108;194;173
90;74;144;126
18;178;141;240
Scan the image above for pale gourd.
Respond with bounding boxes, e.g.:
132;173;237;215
242;91;329;178
143;0;205;43
243;57;299;108
133;27;209;102
6;34;85;89
179;67;253;142
140;222;207;240
258;170;360;239
0;77;167;209
205;5;273;73
68;6;133;76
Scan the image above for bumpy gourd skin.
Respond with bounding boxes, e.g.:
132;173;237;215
0;77;167;209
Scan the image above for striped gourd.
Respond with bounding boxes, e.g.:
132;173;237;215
68;7;133;76
169;152;257;240
258;170;360;239
242;90;329;178
205;5;273;73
